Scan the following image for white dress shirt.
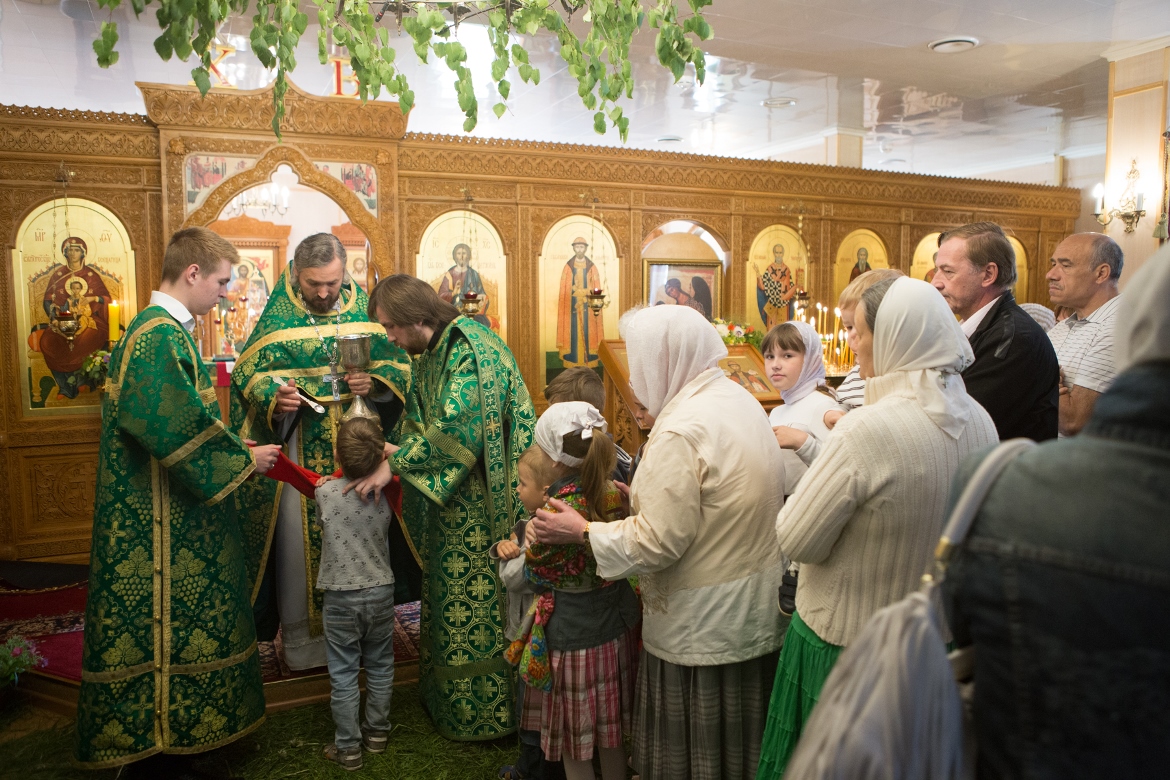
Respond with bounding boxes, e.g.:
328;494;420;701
149;290;196;332
960;295;1002;339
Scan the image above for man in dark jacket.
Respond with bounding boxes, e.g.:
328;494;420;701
942;247;1170;779
932;222;1058;441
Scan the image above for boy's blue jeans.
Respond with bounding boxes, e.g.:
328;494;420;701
322;584;396;750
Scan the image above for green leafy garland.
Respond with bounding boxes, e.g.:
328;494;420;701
91;0;713;138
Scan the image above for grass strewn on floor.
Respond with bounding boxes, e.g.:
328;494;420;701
0;681;516;780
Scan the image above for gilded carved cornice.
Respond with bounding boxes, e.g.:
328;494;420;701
399;134;1082;216
139;80;408;139
0;105;152;126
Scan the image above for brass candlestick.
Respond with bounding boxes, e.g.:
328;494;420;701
337;333;379;422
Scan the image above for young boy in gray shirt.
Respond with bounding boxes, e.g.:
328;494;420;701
317;416;396;771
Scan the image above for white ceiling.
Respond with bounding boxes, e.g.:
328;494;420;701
1;0;1167;182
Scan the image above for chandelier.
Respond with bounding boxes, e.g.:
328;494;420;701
224;182;289;219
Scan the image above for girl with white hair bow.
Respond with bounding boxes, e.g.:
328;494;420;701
506;401;641;780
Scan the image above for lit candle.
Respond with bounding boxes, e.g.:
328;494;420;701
1136;192;1144;211
107;300;121;342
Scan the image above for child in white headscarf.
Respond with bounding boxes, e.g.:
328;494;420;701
506;402;640;780
764;321;838;497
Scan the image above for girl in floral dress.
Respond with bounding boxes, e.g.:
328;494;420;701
506;402;641;780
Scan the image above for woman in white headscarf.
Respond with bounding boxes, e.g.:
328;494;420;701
757;277;999;780
530;305;788;780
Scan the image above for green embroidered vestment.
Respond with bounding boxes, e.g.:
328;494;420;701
229;270;410;633
76;306;264;769
392;317;535;740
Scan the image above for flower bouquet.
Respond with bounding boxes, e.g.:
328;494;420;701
80;349;112;391
1;636;47;688
712;319;763;351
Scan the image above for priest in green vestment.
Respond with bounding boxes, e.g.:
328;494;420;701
76;228;283;774
348;274;535;741
229;234;410;670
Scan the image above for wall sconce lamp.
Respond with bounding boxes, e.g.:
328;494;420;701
1093;159;1146;233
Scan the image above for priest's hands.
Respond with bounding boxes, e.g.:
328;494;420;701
343;459;392;505
249;442;282;475
275;379;302;414
530;499;588;545
345;371;372;397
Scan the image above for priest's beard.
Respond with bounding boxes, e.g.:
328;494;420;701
302;291;340;314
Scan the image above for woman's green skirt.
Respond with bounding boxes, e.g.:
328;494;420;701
756;611;844;780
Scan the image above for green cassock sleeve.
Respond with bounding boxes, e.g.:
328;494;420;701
392;340;483;506
116;324;254;505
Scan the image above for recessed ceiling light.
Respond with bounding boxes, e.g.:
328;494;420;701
657;135;683;143
879;158;908;166
762;97;798;108
929;36;979;54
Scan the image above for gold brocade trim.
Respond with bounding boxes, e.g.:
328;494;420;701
425;648;513;682
425;426;477;470
81;660;155;683
205;456;256;507
70;712;267;770
235;321;382;369
159;420;225;468
282;270;358;317
395;509;424;570
370;370;408;404
109;316;176;400
150;458;164;748
170;641;258;676
396;467;445;507
109;312;207;402
250;480;284;606
296;433;324;638
241;404;256;442
159;458;173;746
243;365;338;400
199;387;217;404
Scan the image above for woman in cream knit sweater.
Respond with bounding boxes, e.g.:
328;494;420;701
757;276;999;779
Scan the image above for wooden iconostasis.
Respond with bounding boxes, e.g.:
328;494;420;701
0;83;1081;563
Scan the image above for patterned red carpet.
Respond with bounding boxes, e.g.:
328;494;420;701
0;581;421;683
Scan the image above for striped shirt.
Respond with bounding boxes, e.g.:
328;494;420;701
1047;294;1121;395
833;365;865;411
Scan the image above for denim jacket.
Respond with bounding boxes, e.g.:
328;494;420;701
943;362;1170;780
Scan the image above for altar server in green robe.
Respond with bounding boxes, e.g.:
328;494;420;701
229;234;410;670
347;274;535;741
76;227;282;775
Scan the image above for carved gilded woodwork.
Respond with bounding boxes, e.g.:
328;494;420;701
180;145;391;278
0;86;1085;562
139;80;408;139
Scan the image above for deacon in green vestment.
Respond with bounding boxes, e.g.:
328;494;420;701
350;274;535;741
76;228;283;771
229;234;410;669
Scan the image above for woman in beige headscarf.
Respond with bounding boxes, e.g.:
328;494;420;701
531;304;788;780
757;277;999;779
